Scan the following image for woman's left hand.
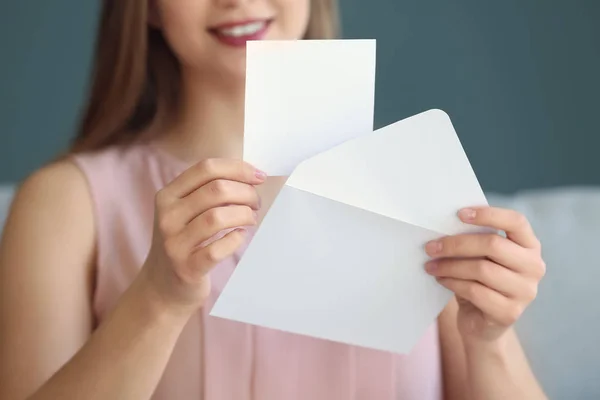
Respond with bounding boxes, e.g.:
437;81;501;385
424;206;546;342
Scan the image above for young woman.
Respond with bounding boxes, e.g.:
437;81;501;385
0;1;548;399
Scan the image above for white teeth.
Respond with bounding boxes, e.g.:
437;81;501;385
218;21;265;37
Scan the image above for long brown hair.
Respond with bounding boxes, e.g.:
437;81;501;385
71;0;340;153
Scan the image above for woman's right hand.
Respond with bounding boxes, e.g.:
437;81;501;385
140;158;266;316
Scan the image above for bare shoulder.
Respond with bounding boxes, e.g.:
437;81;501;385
3;158;96;251
11;158;92;215
0;159;97;399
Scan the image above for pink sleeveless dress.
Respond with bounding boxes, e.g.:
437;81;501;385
71;144;443;400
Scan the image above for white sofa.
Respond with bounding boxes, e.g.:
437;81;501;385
1;184;598;399
0;187;12;231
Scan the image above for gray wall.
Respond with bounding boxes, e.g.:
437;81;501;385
0;0;100;183
1;0;598;193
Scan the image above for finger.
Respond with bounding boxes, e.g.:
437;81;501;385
192;228;248;276
171;180;260;227
161;158;266;201
425;258;534;299
457;206;540;249
179;205;257;250
425;233;538;274
436;278;524;326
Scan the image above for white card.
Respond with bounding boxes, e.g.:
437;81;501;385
243;39;376;176
211;109;488;354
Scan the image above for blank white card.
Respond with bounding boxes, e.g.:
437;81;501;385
243;39;376;176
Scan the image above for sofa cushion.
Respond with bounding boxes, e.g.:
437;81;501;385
0;185;14;235
488;187;600;399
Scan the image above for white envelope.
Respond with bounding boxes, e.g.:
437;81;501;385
211;109;488;354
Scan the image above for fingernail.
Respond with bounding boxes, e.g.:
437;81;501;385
425;240;443;255
425;261;437;273
255;169;267;180
458;208;476;221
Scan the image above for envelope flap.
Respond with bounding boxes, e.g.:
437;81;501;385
286;109;488;236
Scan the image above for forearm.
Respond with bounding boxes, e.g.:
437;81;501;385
28;272;191;400
463;329;546;400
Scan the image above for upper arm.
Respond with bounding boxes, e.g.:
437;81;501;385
0;160;96;400
438;297;469;400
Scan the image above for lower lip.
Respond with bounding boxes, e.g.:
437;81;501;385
210;21;271;47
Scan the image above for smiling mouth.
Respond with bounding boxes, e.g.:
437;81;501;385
215;20;269;37
209;19;273;46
